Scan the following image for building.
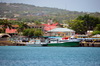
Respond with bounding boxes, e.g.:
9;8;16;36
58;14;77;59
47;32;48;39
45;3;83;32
5;25;19;36
42;23;58;36
28;24;44;31
47;28;75;37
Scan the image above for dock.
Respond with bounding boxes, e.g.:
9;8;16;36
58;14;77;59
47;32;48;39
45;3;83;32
80;39;100;47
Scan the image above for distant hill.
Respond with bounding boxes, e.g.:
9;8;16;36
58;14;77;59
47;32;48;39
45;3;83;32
0;2;100;23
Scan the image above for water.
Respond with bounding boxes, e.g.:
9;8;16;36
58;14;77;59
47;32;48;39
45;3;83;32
0;46;100;66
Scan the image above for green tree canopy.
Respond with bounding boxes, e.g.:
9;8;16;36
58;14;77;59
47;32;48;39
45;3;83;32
34;20;41;25
0;19;12;33
92;31;100;35
94;24;100;31
17;22;29;33
68;14;100;34
23;28;43;37
92;24;100;35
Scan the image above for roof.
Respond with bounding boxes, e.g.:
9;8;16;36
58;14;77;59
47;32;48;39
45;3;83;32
12;25;19;27
6;28;17;33
48;28;75;32
42;23;58;31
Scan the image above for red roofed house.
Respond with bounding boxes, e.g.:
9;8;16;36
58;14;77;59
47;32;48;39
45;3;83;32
6;25;19;36
42;23;58;36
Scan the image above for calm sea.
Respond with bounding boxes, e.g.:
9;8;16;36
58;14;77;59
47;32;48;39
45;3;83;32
0;46;100;66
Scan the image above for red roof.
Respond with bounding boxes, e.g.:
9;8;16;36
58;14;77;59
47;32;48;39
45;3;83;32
6;28;17;33
42;23;58;31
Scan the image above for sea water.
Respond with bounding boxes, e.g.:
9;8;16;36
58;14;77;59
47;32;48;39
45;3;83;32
0;46;100;66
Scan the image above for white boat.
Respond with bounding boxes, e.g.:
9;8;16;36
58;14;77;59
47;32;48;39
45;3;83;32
25;39;47;47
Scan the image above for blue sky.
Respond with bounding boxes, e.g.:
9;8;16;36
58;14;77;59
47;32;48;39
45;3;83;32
1;0;100;12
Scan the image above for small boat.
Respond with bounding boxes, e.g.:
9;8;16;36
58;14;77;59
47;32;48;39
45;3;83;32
25;39;47;47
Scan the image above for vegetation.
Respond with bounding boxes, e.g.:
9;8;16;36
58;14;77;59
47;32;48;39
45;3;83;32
92;24;100;35
94;24;100;31
34;20;41;25
68;14;100;34
0;19;12;32
0;29;4;33
17;22;29;33
0;3;100;23
0;3;100;35
92;31;100;35
23;29;43;37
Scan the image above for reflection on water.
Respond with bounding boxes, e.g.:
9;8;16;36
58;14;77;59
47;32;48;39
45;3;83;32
0;46;100;66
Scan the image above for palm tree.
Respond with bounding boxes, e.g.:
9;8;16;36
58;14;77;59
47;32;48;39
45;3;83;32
0;19;12;33
17;22;29;33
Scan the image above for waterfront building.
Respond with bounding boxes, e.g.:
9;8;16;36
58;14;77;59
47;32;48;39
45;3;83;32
47;28;75;37
5;25;19;36
42;23;58;36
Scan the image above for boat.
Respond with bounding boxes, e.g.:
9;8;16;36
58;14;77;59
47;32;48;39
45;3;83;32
42;39;80;47
60;38;81;42
23;39;47;47
10;37;80;47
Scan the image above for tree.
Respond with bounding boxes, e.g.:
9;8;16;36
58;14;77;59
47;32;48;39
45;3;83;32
68;14;100;34
77;14;100;30
94;24;100;31
34;20;41;25
0;29;4;33
17;22;29;33
69;20;86;34
92;24;100;35
34;29;43;36
92;31;100;35
23;29;43;37
0;19;12;33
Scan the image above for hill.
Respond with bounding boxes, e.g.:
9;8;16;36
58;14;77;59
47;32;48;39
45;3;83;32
0;2;100;23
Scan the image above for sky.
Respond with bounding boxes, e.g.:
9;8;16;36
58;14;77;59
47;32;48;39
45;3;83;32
1;0;100;12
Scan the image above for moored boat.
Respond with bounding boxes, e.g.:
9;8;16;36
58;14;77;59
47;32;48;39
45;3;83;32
42;39;80;47
9;37;80;47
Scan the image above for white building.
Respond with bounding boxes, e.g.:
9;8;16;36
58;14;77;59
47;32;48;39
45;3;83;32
48;28;75;37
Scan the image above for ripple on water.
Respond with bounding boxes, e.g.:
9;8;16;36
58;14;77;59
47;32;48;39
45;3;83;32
0;46;100;66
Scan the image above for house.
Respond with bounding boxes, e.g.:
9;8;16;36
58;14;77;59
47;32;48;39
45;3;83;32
42;23;58;36
5;25;19;36
42;23;58;31
47;28;75;37
28;24;44;31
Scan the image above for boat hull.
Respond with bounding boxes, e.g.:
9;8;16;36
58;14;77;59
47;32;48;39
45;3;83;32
47;42;80;47
26;44;42;47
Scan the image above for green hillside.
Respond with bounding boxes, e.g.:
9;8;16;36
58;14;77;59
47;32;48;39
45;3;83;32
0;2;100;23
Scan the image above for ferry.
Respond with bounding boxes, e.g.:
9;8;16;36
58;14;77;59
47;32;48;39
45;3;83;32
42;37;80;47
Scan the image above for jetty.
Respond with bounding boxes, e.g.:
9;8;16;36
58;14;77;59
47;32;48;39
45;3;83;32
80;39;100;47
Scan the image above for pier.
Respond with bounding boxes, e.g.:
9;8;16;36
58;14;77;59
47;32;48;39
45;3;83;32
80;39;100;47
